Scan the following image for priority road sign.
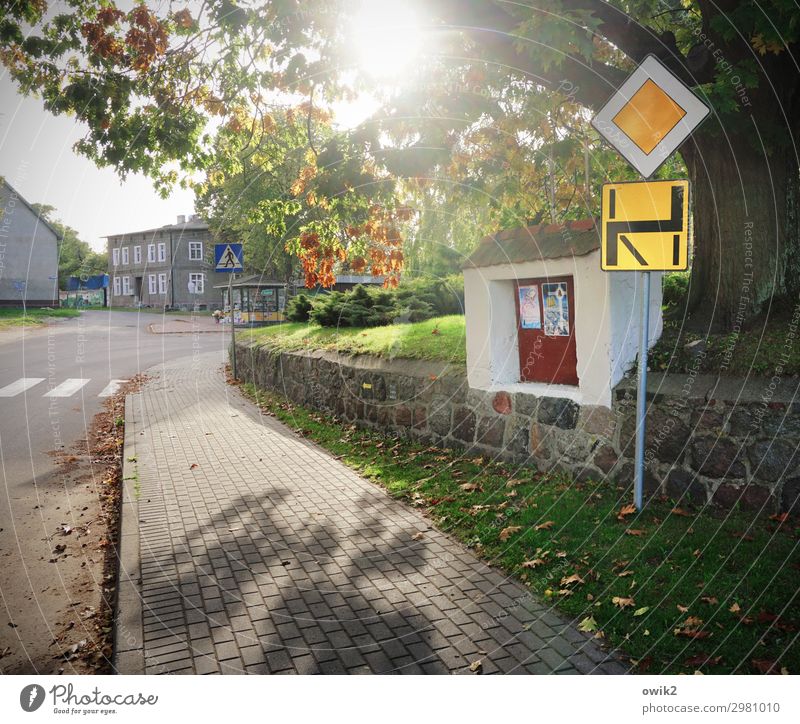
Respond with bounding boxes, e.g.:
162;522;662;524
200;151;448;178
215;243;244;272
591;55;710;178
601;179;689;271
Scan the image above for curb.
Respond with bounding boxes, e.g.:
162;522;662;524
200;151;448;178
111;393;145;674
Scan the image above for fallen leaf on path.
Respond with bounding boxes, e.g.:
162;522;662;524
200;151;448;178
617;504;636;521
521;559;546;568
469;659;482;673
751;659;781;674
189;463;198;470
411;532;425;541
684;654;722;668
499;526;522;541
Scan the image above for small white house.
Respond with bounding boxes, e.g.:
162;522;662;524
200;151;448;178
462;220;662;409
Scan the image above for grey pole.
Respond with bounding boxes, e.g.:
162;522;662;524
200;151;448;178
229;275;238;379
634;270;650;510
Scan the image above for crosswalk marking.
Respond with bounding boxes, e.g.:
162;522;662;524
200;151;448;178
99;379;127;398
43;378;91;398
0;377;45;397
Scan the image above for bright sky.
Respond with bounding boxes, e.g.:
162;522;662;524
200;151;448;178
0;75;195;252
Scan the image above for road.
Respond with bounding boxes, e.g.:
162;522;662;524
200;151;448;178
0;310;228;672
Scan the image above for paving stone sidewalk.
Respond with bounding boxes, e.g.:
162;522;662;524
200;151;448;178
114;352;627;675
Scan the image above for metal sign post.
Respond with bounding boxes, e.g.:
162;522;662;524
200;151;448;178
634;271;650;510
215;243;244;380
229;275;237;379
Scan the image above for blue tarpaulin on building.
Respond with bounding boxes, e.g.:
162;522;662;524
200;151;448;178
67;274;108;291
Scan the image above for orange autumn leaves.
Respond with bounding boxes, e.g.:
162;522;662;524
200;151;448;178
292;202;413;290
81;4;171;72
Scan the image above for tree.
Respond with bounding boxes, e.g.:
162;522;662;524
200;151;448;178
195;105;409;287
31;204;106;289
3;1;798;328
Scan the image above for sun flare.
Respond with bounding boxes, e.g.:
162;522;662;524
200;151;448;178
350;1;424;79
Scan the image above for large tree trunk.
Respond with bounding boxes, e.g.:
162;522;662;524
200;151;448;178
683;128;800;332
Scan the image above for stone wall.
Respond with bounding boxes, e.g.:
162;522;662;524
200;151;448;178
236;342;800;515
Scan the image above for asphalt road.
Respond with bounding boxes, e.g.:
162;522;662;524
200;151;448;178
0;310;228;671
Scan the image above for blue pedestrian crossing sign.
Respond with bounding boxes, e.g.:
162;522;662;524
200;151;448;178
215;243;243;272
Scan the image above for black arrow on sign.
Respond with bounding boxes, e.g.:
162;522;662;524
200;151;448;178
605;184;684;267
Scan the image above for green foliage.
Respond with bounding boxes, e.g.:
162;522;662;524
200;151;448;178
285;293;314;322
306;277;464;328
31;204;106;288
662;271;690;311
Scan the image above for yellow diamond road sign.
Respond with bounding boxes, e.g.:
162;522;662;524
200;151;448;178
601;180;689;271
591;55;710;178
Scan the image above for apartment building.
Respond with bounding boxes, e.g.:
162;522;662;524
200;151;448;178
106;215;228;309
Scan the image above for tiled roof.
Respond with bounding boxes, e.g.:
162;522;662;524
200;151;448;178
464;219;600;269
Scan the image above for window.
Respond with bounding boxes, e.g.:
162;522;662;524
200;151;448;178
112;248;120;267
121;246;129;265
158;273;168;294
133;245;142;264
189;241;203;261
122;276;131;295
148;274;157;295
157;242;166;262
188;272;204;294
113;276;121;296
147;244;156;263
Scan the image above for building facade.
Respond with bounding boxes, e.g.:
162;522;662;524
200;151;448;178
106;215;227;310
0;179;60;307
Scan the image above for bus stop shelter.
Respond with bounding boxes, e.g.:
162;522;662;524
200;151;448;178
214;275;288;326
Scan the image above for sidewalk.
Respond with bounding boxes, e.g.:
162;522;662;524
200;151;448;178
114;352;626;675
147;316;227;334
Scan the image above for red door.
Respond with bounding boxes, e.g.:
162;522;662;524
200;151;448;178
515;276;579;386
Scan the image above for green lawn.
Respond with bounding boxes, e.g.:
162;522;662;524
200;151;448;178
239;381;799;675
0;307;79;330
240;315;467;364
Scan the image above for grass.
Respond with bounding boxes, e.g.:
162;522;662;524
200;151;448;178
239;380;799;675
0;307;80;330
239;315;467;365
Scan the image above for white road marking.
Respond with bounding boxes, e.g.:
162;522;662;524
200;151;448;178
98;379;127;398
43;378;91;398
0;378;46;397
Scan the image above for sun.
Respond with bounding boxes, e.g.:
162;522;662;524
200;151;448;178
350;1;424;79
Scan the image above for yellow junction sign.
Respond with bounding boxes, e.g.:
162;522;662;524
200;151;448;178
600;179;689;271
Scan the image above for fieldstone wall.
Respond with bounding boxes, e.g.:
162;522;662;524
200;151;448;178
236;342;800;515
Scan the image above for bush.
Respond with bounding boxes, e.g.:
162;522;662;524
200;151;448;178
303;276;465;328
662;271;690;310
286;293;314;322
